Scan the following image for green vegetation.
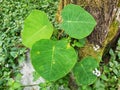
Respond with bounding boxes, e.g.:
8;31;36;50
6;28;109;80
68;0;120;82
73;57;99;85
31;39;77;81
21;10;54;48
60;4;96;39
0;0;120;90
38;38;120;90
22;4;98;86
0;0;58;90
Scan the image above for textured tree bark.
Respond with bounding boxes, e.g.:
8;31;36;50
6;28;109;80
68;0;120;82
56;0;120;89
57;0;120;59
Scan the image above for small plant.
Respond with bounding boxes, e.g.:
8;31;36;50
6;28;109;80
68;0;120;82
21;4;99;86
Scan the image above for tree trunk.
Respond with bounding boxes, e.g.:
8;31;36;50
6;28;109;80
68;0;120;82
57;0;120;59
56;0;120;89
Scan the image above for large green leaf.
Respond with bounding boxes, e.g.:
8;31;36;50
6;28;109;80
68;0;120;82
73;56;99;85
21;10;53;48
31;39;77;81
60;4;97;39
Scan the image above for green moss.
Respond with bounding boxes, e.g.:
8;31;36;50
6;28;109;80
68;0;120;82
79;20;119;62
79;42;102;62
102;20;119;54
118;0;120;7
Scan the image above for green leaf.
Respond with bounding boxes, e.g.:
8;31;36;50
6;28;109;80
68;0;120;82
31;39;77;81
12;82;21;89
21;10;53;48
73;56;99;85
33;71;40;81
74;38;86;47
100;74;108;81
94;79;105;89
60;4;96;39
10;52;18;58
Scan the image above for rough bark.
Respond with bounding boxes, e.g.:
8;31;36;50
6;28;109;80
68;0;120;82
56;0;120;89
57;0;120;59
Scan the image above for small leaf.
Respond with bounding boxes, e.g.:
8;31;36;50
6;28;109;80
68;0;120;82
60;4;96;39
10;52;18;58
33;71;40;81
94;79;105;89
118;52;120;60
12;82;21;89
21;10;53;48
74;38;86;47
113;68;118;75
31;39;77;81
73;56;99;85
100;74;108;81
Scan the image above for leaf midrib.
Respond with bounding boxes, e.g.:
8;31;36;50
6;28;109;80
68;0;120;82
25;25;47;45
65;21;95;24
49;46;55;78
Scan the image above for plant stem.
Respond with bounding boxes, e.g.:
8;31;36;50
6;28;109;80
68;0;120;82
21;84;40;87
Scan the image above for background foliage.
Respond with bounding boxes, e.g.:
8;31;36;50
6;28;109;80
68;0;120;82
0;0;58;89
0;0;120;90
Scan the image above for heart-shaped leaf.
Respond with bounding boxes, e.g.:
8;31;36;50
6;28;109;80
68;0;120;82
73;56;99;85
60;4;96;39
31;39;77;81
21;10;53;48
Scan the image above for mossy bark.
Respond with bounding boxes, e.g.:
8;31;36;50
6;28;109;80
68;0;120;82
56;0;120;89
